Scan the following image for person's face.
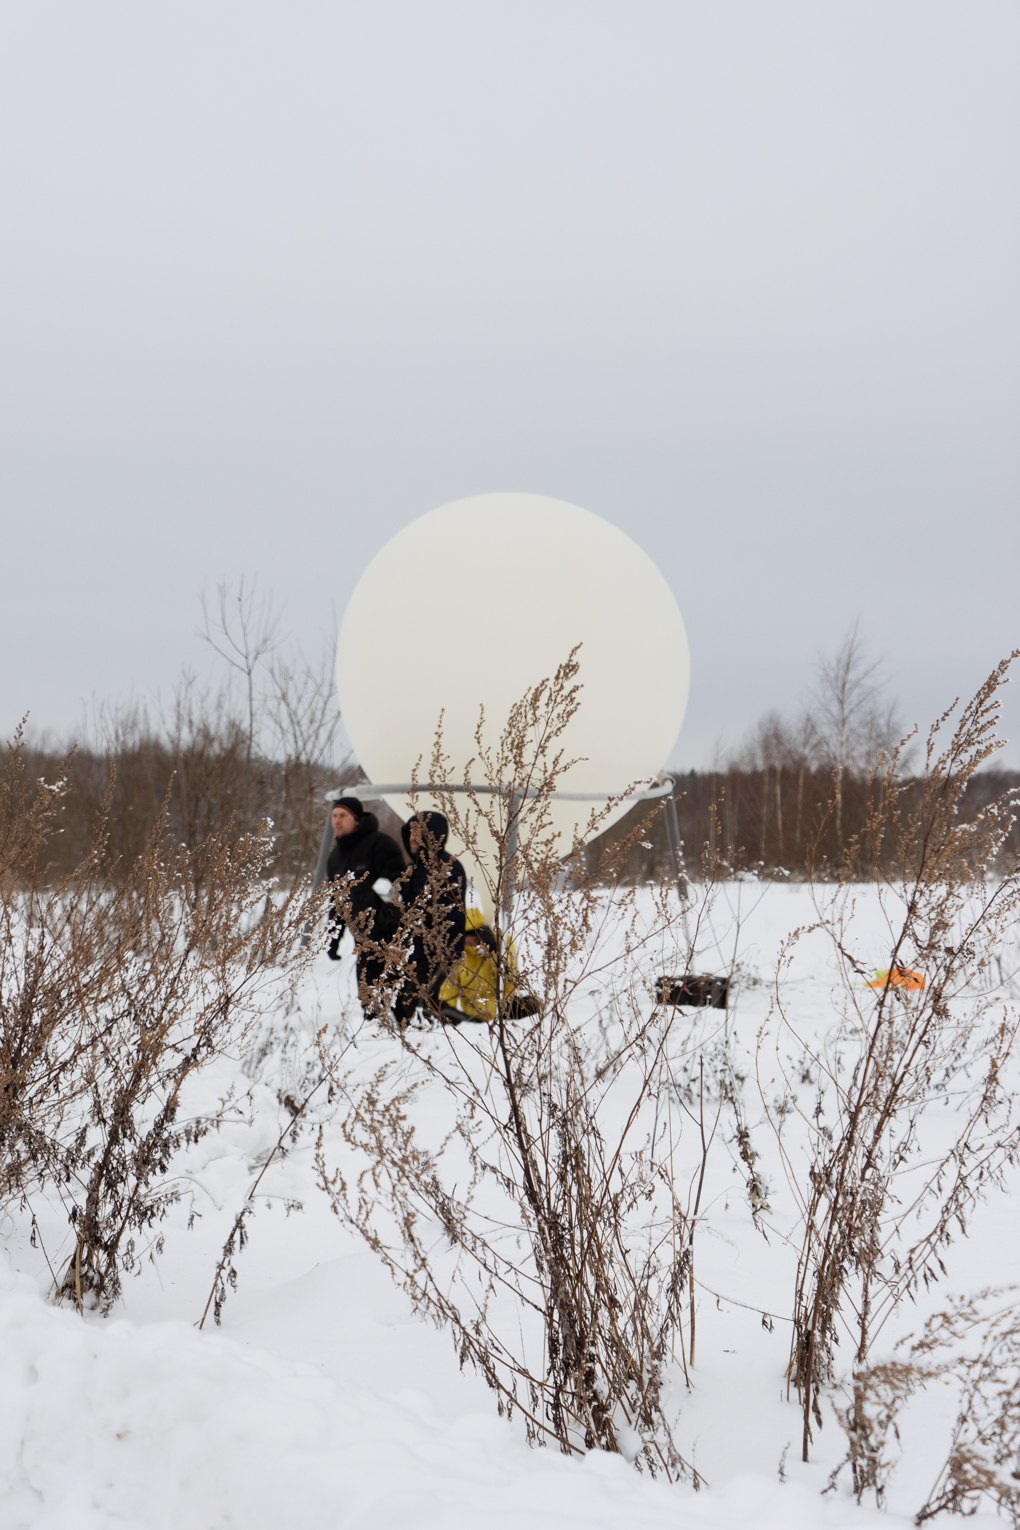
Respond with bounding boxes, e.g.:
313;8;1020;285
408;822;422;854
332;805;358;838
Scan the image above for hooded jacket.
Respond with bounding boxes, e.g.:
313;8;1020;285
399;811;467;975
327;811;406;939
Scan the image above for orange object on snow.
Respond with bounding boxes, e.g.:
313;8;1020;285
867;966;925;991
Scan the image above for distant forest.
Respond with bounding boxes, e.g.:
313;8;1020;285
592;764;1020;883
10;588;1018;884
11;732;1018;887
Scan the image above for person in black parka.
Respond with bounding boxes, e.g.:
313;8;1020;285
326;796;406;1018
394;810;467;1027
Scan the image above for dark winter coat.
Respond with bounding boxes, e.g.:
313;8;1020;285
327;812;406;942
398;812;467;979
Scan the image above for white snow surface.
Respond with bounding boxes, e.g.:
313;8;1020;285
1;881;1015;1530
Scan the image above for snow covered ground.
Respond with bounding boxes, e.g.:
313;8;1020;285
2;881;1016;1530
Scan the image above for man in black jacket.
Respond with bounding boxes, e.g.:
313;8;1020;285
326;796;406;1018
394;810;467;1027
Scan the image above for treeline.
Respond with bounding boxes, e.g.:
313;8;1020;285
10;581;349;883
16;717;1018;888
595;629;1020;881
592;765;1020;883
11;596;1018;885
14;719;345;883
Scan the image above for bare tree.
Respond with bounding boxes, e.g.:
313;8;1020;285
199;580;349;865
262;637;350;863
200;577;280;768
811;621;899;851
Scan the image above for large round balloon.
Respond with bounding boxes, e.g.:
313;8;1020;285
336;494;689;916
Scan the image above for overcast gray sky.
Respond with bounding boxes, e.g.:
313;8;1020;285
3;2;1018;770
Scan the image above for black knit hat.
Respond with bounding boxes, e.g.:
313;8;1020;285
332;796;364;820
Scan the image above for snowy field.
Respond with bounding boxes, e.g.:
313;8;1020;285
2;880;1017;1530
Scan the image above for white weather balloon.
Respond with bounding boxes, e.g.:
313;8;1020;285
336;494;689;913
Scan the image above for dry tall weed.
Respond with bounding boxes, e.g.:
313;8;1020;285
830;1289;1020;1525
760;656;1020;1467
315;654;724;1482
0;722;310;1309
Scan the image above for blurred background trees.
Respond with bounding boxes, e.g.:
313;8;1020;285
14;581;351;882
12;606;1018;885
591;628;1019;883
